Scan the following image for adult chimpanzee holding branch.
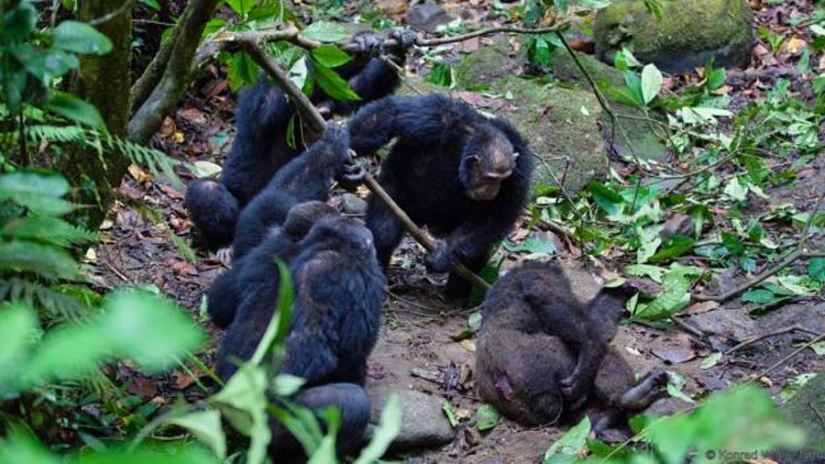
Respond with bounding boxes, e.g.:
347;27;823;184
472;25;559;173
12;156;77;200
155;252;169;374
475;261;667;436
215;210;385;461
185;29;414;251
346;94;534;299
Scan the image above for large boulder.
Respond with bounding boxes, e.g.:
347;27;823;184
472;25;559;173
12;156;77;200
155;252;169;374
594;0;754;74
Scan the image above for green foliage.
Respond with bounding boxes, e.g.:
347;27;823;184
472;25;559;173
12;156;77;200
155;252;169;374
0;170;210;461
0;0;109;123
544;386;804;463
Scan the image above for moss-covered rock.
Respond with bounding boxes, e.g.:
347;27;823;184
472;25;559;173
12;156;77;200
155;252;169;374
781;373;825;450
594;0;754;74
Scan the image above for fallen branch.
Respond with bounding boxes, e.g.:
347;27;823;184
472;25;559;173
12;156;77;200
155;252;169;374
693;188;825;303
244;41;491;292
727;324;820;355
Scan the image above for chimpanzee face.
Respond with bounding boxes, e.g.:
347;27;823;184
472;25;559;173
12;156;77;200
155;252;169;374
460;130;519;201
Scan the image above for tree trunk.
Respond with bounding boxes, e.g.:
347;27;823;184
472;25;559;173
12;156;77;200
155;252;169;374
62;0;132;230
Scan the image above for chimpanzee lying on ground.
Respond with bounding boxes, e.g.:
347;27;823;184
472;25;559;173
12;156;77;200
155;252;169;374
185;29;413;250
346;94;534;299
215;208;385;461
475;261;667;437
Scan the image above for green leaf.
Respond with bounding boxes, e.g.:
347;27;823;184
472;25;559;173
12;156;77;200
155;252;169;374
354;394;402;464
168;410;227;459
640;64;663;104
442;402;458;428
0;170;71;204
45;92;107;130
543;416;589;462
0;434;61;464
740;288;780;304
706;67;726;90
2;2;37;40
723;176;748;201
1;216;97;247
700;352;722;369
720;231;745;256
648;235;695;262
273;373;305;396
225;0;250;17
52;21;113;55
301;21;349;43
476;404;499;432
625;264;668;283
313;63;360;101
13;45;80;82
100;290;206;371
633;271;691;320
311;45;352;68
502;237;556;255
808;258;825;283
588;182;624;216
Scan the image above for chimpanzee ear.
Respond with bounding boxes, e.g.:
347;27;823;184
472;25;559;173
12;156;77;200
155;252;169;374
512;151;520;159
464;154;480;165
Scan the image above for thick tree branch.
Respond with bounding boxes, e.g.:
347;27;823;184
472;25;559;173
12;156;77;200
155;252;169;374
128;0;220;144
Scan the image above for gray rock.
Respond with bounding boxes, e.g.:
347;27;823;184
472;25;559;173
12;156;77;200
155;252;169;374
684;308;755;341
780;372;825;450
406;4;457;33
366;386;455;450
594;0;754;74
340;192;368;216
758;303;825;335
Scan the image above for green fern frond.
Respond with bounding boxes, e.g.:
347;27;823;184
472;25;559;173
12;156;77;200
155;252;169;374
25;125;86;144
1;216;98;247
103;135;185;190
0;240;83;281
0;278;93;322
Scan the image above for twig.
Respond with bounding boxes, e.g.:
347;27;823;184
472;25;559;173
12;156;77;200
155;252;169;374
727;324;820;354
693;188;825;303
89;0;136;26
414;24;568;47
751;331;825;381
670;316;704;338
243;42;491;293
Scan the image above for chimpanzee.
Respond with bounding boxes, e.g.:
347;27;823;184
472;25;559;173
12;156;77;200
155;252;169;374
346;94;534;299
475;261;667;435
206;200;335;328
230;123;353;261
184;29;414;250
215;212;385;460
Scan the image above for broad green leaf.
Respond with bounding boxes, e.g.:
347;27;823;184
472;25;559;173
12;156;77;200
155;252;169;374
706;67;726;90
13;45;80;82
543;416;589;462
101;290;206;371
442;402;458;428
311;45;352;68
168;410;227;459
225;0;249;17
189;159;223;179
588;182;624;216
637;236;661;264
700;352;722;369
476;404;499;432
71;445;220;464
3;2;37;40
723;176;748;201
273;373;305;396
625;264;668;283
52;21;112;55
289;57;310;95
720;231;744;256
643;413;697;464
502;237;556;255
648;235;695;262
301;21;349;43
313;63;360;101
0;171;70;199
640;64;663;104
354;394;402;464
45;92;106;130
633;272;690;320
808;258;825;282
468;311;482;331
0;434;61;464
776;275;815;295
226;51;258;92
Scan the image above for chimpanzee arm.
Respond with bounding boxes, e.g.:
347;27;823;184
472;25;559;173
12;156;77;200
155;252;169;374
348;94;476;155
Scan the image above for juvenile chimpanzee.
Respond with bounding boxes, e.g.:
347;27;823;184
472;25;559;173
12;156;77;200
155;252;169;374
347;94;534;299
216;212;386;460
230;123;353;261
206;200;335;328
184;30;414;250
475;261;667;436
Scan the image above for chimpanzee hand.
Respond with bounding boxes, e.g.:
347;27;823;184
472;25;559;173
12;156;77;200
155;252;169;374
347;31;383;57
384;28;417;58
425;240;457;273
336;150;367;190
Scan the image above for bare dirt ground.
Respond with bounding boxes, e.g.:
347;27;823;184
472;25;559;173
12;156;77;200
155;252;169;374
94;1;825;462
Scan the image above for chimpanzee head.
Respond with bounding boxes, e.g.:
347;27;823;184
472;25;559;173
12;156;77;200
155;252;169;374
458;123;520;201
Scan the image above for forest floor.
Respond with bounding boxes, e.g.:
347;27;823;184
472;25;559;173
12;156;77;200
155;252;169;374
95;1;823;462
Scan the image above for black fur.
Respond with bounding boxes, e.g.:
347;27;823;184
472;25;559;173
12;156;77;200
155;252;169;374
185;31;410;250
215;213;385;461
347;94;534;298
231;124;351;261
